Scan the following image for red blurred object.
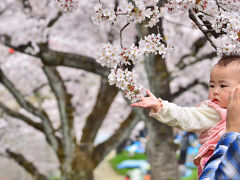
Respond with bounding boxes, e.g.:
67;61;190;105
8;48;15;54
125;175;130;180
144;174;151;180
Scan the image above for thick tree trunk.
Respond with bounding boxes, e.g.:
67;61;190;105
144;53;180;180
61;168;94;180
60;149;94;180
146;119;179;180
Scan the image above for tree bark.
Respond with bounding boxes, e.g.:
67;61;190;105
136;10;180;178
144;54;179;180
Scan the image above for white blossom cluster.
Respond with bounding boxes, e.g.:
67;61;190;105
92;0;240;101
108;68;146;103
96;34;172;102
165;0;195;14
6;17;49;55
213;11;240;56
92;0;161;27
165;0;240;56
56;0;78;12
166;0;240;14
139;33;172;57
97;34;172;68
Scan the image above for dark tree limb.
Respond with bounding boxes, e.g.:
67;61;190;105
42;66;75;157
0;2;11;15
6;149;48;180
80;78;118;144
215;0;227;11
1;35;109;78
177;51;217;70
0;69;59;152
188;9;217;50
0;101;44;132
47;11;62;28
21;0;32;12
163;17;192;28
172;79;208;99
176;36;208;68
30;78;81;95
114;0;119;11
92;110;139;167
197;15;226;38
40;48;110;78
0;34;34;56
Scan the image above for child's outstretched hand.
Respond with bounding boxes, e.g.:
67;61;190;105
131;89;162;113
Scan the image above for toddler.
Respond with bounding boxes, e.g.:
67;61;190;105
131;55;240;177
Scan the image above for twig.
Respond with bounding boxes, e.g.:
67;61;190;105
120;22;130;48
0;152;8;158
163;17;192;28
47;11;62;27
188;9;217;50
197;10;214;17
215;0;227;11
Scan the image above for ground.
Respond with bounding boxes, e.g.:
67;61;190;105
94;150;125;180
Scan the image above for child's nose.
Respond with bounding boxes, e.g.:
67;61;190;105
213;88;219;95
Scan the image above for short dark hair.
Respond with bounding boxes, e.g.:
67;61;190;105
216;55;240;66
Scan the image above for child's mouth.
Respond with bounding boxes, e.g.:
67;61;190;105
212;98;219;103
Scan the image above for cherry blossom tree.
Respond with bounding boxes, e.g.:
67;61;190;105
90;0;240;179
0;0;239;180
0;0;143;179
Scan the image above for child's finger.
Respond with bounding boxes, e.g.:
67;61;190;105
233;85;240;100
131;103;144;108
146;89;154;97
229;89;235;101
131;103;137;107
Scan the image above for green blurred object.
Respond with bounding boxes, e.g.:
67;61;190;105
180;168;198;180
110;151;197;179
109;151;147;175
49;176;60;180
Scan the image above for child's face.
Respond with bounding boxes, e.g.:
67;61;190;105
208;64;240;108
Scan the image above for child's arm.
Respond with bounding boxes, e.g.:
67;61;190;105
149;101;221;132
131;90;221;132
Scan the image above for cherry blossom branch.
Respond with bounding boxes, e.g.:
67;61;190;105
175;36;216;70
0;37;110;78
114;0;119;11
6;149;48;180
93;110;139;166
0;2;11;15
215;0;227;12
29;78;81;96
21;0;32;12
197;15;226;38
0;34;35;57
80;78;118;144
92;1;172;102
176;51;217;71
188;9;217;50
163;17;192;28
0;68;59;153
42;66;76;158
40;48;110;78
56;0;78;12
47;11;62;27
0;101;44;132
172;79;208;99
0;152;7;158
120;22;130;48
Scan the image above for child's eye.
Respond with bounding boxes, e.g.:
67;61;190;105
209;85;214;88
220;85;227;88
